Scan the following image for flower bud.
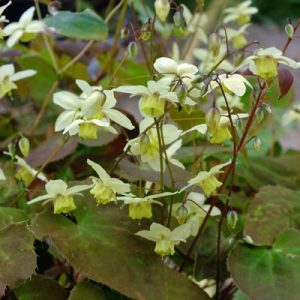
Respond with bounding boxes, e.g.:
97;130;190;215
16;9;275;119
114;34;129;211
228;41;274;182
176;83;187;106
128;41;138;59
155;0;170;23
285;24;294;39
8;143;16;159
255;106;264;124
173;6;186;28
253;136;262;152
208;33;221;57
262;103;272;114
206;107;221;135
140;21;152;41
121;26;130;40
18;136;30;157
242;234;253;244
235;117;244;136
176;204;189;224
227;210;238;230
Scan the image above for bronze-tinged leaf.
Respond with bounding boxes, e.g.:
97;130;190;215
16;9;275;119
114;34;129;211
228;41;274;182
26;135;78;167
228;228;300;300
278;67;294;100
0;223;36;287
31;198;209;300
244;185;300;246
69;282;106;300
14;275;68;300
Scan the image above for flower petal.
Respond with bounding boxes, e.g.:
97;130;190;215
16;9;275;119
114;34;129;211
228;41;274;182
53;91;80;110
11;69;36;81
154;57;178;74
87;159;110;182
19;7;35;26
45;179;68;196
104;108;134;130
6;29;23;47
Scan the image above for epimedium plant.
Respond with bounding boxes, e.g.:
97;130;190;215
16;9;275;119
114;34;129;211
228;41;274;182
1;0;300;299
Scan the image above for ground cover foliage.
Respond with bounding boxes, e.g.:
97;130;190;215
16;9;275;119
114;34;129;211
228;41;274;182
0;0;300;299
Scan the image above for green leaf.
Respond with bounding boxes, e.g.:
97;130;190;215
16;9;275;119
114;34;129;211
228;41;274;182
0;223;36;287
17;56;57;104
228;228;300;300
0;207;28;230
14;275;68;300
44;10;108;40
69;282;106;300
245;185;300;245
236;155;300;190
31;199;209;300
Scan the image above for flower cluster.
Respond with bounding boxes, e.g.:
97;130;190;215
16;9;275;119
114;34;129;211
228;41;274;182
1;1;299;267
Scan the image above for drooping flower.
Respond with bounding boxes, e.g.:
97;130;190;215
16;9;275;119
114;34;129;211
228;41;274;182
184;161;231;197
223;0;258;25
136;222;191;256
117;191;175;220
182;114;248;144
126;118;182;171
208;74;252;97
87;159;130;205
54;80;134;139
0;64;36;99
244;47;300;82
13;155;47;186
4;7;45;47
154;57;199;83
221;24;250;49
0;0;11;39
28;179;90;214
173;192;221;236
115;79;178;117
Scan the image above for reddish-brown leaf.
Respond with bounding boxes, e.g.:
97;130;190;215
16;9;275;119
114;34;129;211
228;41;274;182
278;67;294;99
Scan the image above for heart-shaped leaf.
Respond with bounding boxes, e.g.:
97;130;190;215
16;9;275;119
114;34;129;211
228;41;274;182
228;228;300;300
14;275;68;300
44;10;108;41
69;282;106;300
0;223;36;287
31;199;209;300
245;185;300;245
